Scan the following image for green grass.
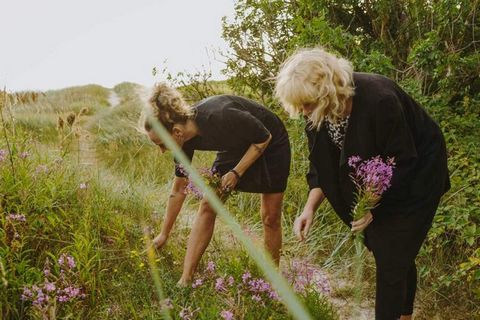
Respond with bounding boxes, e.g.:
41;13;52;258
1;80;479;319
0;84;339;319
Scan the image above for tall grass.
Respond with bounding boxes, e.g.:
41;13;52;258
1;84;339;319
4;78;477;319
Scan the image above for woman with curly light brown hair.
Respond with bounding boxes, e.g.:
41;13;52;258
144;83;291;285
275;47;450;320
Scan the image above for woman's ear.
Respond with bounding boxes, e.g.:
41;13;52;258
171;125;183;138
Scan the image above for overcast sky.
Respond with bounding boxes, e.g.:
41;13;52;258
0;0;235;91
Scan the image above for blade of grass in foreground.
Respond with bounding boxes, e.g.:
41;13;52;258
147;114;313;320
144;231;172;320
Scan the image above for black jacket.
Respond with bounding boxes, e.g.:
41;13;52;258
306;73;450;225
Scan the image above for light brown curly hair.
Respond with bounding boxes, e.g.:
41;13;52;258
145;83;194;132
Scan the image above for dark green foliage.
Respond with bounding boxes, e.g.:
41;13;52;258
221;0;479;316
222;0;480;105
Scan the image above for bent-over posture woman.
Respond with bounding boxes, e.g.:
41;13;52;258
144;83;291;285
275;48;450;320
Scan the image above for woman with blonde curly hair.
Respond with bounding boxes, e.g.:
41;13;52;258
275;47;450;320
144;83;290;285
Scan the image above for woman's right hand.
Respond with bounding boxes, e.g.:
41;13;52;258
152;233;168;250
293;210;314;242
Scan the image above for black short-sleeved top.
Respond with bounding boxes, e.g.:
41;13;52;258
174;95;291;193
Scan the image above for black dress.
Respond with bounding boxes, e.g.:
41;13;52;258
174;95;291;193
306;73;450;283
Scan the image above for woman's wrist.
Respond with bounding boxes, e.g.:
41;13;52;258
301;208;315;218
229;169;241;180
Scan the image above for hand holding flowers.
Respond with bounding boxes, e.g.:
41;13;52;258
351;210;373;232
348;155;396;232
220;169;240;193
181;166;234;201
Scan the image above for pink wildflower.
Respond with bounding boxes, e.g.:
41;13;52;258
220;310;234;320
206;261;216;273
58;253;76;270
7;214;26;222
348;156;396;196
20;151;30;159
44;282;56;292
192;278;204;289
21;287;33;301
348;155;362;168
0;149;7;162
241;271;251;283
215;277;227;292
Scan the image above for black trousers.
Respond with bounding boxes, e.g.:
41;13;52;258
375;261;417;319
365;200;440;320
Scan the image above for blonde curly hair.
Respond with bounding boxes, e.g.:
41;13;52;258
145;82;194;132
275;47;355;129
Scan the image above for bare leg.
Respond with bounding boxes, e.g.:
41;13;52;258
400;315;412;320
178;199;217;285
260;192;284;266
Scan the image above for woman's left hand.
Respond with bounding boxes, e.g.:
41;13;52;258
351;211;373;232
221;171;239;192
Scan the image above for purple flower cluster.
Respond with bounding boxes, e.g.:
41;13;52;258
7;214;26;222
283;259;331;295
245;276;280;301
57;286;83;302
191;278;204;289
206;261;216;273
177;165;202;199
220;310;234;320
35;164;49;174
0;149;7;162
184;261;287;318
0;149;30;160
20;151;30;159
177;165;230;200
348;155;396;196
215;277;227;292
21;254;85;310
58;253;76;269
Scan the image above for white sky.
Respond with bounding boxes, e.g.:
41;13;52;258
0;0;235;91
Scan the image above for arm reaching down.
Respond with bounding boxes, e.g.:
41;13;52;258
294;188;326;241
153;176;188;249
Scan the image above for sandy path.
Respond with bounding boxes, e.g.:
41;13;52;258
108;90;121;107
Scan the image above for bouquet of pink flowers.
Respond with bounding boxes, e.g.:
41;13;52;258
348;155;395;314
178;166;232;201
348;155;396;222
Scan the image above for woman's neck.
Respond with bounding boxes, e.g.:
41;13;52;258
182;119;200;141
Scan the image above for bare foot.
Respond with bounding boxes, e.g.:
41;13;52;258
176;279;190;288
